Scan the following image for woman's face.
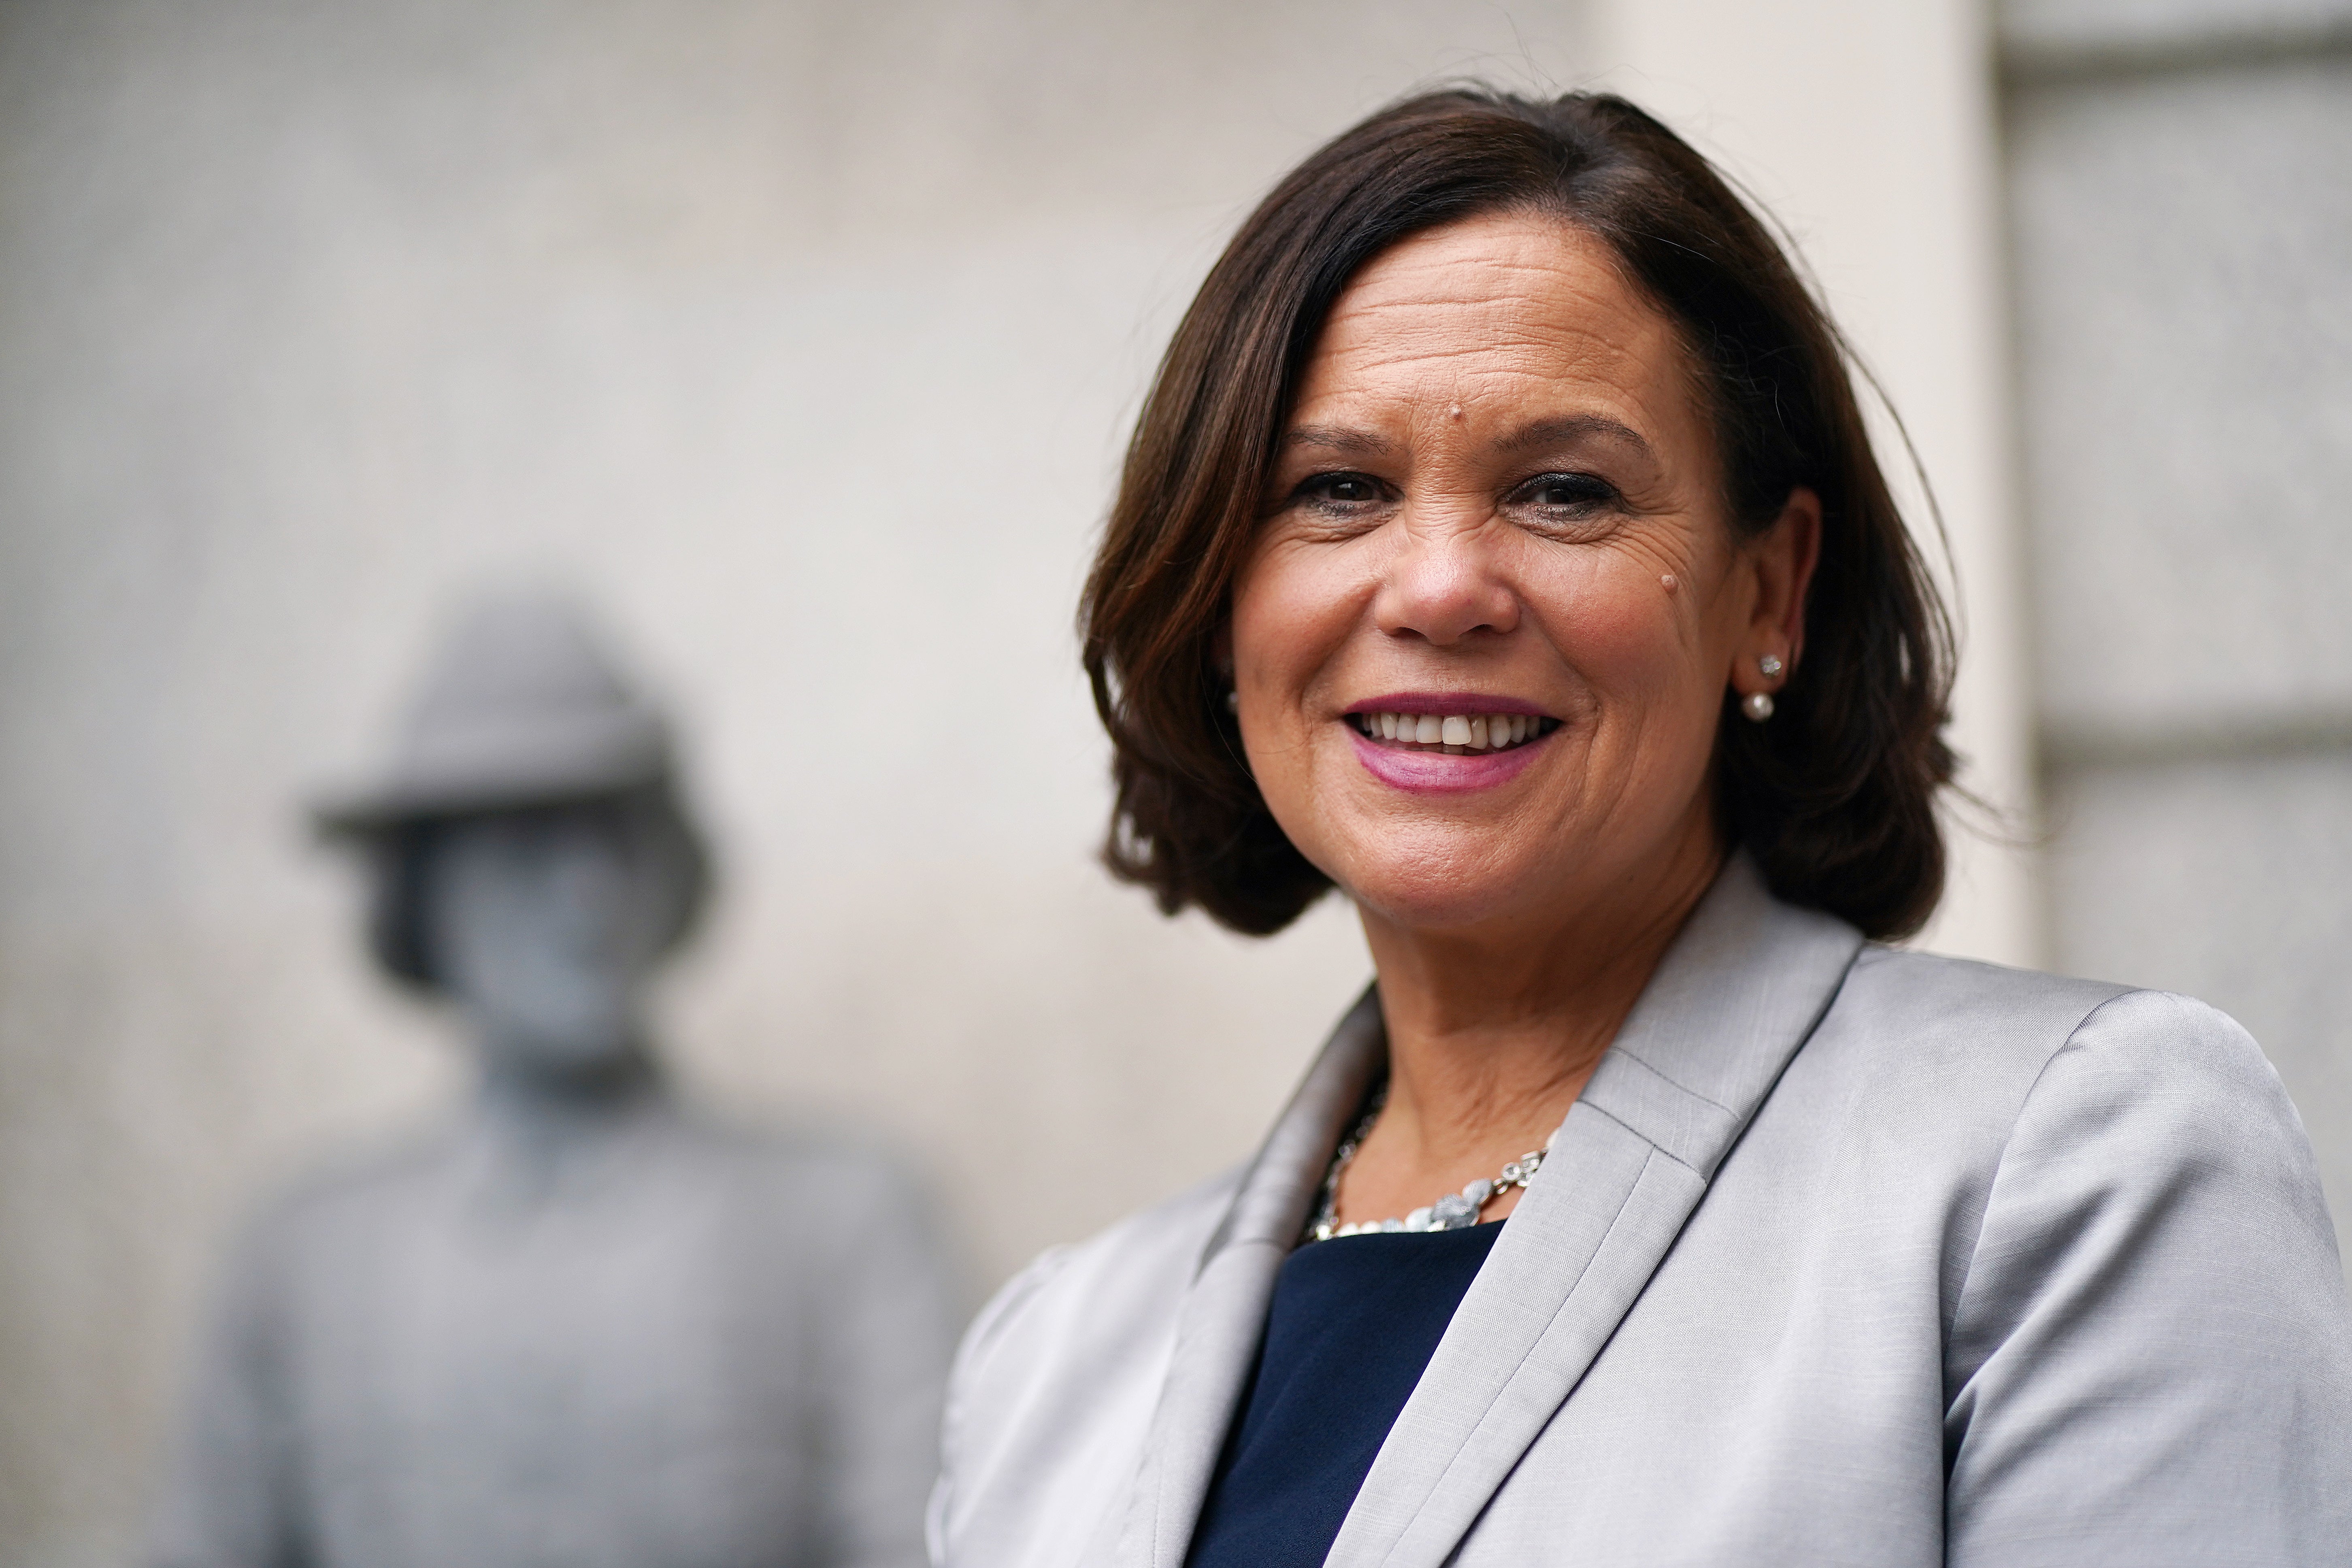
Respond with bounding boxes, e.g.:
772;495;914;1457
1230;210;1814;934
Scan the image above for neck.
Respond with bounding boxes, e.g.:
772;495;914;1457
1358;832;1723;1174
474;1044;664;1139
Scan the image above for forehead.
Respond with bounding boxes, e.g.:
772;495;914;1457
1296;210;1695;419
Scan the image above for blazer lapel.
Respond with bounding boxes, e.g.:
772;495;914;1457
1329;856;1867;1568
1111;987;1388;1568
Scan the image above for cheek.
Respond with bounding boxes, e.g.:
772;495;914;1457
1526;551;1701;707
1229;542;1355;695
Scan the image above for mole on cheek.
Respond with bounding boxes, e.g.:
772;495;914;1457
1660;573;1677;592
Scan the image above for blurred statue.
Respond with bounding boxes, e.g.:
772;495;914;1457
152;591;958;1568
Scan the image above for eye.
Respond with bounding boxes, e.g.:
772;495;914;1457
1292;470;1388;509
1512;471;1621;511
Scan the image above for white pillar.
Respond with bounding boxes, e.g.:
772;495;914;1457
1588;0;2041;965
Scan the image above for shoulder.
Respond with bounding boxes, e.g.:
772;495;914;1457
683;1113;921;1198
949;1167;1240;1423
1760;948;2126;1169
1832;945;2130;1064
1783;953;2352;1543
192;1123;465;1320
1803;947;2212;1137
1975;985;2333;1258
1866;962;2352;1387
1829;947;2310;1151
2031;983;2295;1116
242;1121;462;1233
1783;951;2341;1294
1933;984;2352;1553
642;1113;957;1287
1812;949;2327;1206
932;1167;1242;1568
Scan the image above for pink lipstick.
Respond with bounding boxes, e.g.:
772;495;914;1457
1343;694;1559;794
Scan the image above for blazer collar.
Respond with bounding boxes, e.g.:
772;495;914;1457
1115;853;1866;1568
1330;853;1866;1567
1112;986;1386;1568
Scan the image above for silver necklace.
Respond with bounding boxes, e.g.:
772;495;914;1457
1303;1084;1556;1244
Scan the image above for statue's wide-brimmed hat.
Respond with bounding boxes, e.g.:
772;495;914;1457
315;591;675;836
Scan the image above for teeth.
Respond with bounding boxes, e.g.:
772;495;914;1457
1357;711;1549;752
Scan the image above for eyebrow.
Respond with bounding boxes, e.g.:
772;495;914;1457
1281;424;1396;457
1495;414;1654;459
1279;414;1654;461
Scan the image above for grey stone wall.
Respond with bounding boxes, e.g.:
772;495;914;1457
2003;0;2352;1263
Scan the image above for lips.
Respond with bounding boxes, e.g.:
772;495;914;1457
1341;695;1559;794
1350;710;1556;754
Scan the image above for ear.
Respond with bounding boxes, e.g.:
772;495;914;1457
1730;486;1821;700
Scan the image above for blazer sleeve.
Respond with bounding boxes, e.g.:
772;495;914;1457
1944;988;2352;1567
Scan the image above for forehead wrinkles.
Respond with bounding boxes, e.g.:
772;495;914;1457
1301;234;1680;403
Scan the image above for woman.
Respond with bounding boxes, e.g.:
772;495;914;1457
928;91;2352;1567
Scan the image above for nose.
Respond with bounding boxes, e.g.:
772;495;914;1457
539;827;636;957
1373;513;1519;646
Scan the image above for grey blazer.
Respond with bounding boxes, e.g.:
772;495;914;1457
929;857;2352;1567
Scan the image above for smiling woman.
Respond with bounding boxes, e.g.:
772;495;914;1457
1235;215;1811;949
927;91;2352;1568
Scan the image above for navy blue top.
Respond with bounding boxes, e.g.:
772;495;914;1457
1185;1221;1505;1568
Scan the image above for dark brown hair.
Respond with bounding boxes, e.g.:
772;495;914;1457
1081;88;1955;940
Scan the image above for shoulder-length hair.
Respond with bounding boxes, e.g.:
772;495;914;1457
1081;88;1955;941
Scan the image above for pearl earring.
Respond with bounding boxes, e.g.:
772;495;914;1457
1759;653;1784;679
1226;689;1239;713
1742;691;1775;722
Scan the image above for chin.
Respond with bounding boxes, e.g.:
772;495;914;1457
1351;880;1530;934
1322;834;1544;933
496;1014;639;1077
551;1030;640;1072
